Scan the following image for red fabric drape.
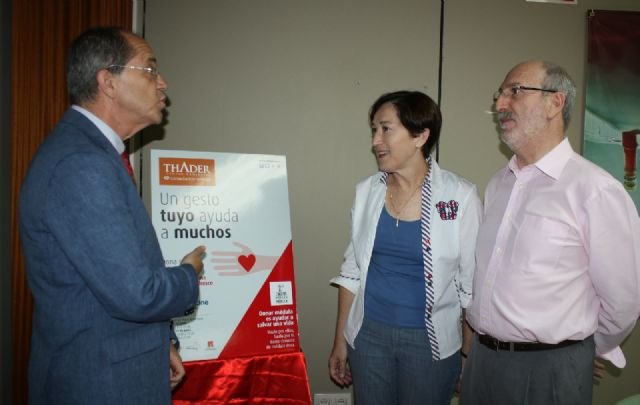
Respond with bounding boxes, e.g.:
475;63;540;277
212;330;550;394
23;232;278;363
173;352;312;405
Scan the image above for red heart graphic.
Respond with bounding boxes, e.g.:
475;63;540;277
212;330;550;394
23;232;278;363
238;254;256;272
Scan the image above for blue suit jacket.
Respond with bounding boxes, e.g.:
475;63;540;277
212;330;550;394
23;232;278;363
19;109;199;404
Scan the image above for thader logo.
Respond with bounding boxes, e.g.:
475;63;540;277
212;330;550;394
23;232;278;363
159;157;215;186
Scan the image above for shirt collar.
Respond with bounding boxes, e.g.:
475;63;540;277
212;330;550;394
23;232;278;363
72;105;125;154
507;138;573;180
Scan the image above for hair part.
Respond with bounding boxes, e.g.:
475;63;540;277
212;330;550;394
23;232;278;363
66;26;135;105
369;90;442;158
540;61;576;131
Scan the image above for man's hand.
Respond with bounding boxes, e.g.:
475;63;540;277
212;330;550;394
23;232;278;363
593;358;606;380
181;246;206;278
169;342;186;390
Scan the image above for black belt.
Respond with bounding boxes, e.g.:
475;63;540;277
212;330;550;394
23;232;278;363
478;334;582;352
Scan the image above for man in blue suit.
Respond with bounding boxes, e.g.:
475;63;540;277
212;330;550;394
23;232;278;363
19;27;205;404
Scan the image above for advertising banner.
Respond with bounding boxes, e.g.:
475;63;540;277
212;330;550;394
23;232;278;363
151;150;300;361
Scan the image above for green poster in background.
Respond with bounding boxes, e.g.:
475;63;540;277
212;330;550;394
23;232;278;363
583;9;640;213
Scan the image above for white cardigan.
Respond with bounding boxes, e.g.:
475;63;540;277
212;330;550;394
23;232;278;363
331;159;482;359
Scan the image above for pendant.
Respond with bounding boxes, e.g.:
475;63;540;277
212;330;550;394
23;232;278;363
395;218;399;227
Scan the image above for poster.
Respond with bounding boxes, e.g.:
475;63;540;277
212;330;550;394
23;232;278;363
151;150;300;361
584;10;640;213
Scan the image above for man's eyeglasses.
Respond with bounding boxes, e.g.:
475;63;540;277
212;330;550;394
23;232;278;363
493;85;557;102
106;64;159;76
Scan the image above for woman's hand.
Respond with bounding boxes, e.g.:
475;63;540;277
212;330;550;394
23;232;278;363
329;339;352;387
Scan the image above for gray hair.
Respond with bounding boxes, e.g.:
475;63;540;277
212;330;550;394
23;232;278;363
541;61;576;130
66;27;134;105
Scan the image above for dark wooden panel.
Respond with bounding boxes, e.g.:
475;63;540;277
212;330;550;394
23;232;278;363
10;1;132;402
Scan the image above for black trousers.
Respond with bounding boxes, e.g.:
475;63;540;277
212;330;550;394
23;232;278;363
460;335;595;405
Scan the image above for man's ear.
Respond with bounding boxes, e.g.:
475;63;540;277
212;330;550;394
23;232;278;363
547;91;565;120
96;69;116;99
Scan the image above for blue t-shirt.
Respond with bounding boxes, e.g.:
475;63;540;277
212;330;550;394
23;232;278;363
364;206;425;328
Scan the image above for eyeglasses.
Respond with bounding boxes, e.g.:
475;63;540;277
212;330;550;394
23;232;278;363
106;64;159;76
493;85;557;102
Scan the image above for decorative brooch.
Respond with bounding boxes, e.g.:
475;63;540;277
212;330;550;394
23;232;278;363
436;200;459;220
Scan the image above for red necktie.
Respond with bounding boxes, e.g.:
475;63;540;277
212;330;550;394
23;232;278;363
121;151;135;180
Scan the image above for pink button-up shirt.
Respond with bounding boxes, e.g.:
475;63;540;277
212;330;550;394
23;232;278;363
467;138;640;367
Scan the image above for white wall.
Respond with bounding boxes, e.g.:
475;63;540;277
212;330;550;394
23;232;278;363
141;0;441;399
141;1;640;403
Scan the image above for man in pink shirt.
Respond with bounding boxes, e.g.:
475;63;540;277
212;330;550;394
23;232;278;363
461;60;640;404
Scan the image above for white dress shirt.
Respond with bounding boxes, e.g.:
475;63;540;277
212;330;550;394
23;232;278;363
467;138;640;367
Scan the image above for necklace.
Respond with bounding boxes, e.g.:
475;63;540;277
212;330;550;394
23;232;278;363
388;176;425;227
